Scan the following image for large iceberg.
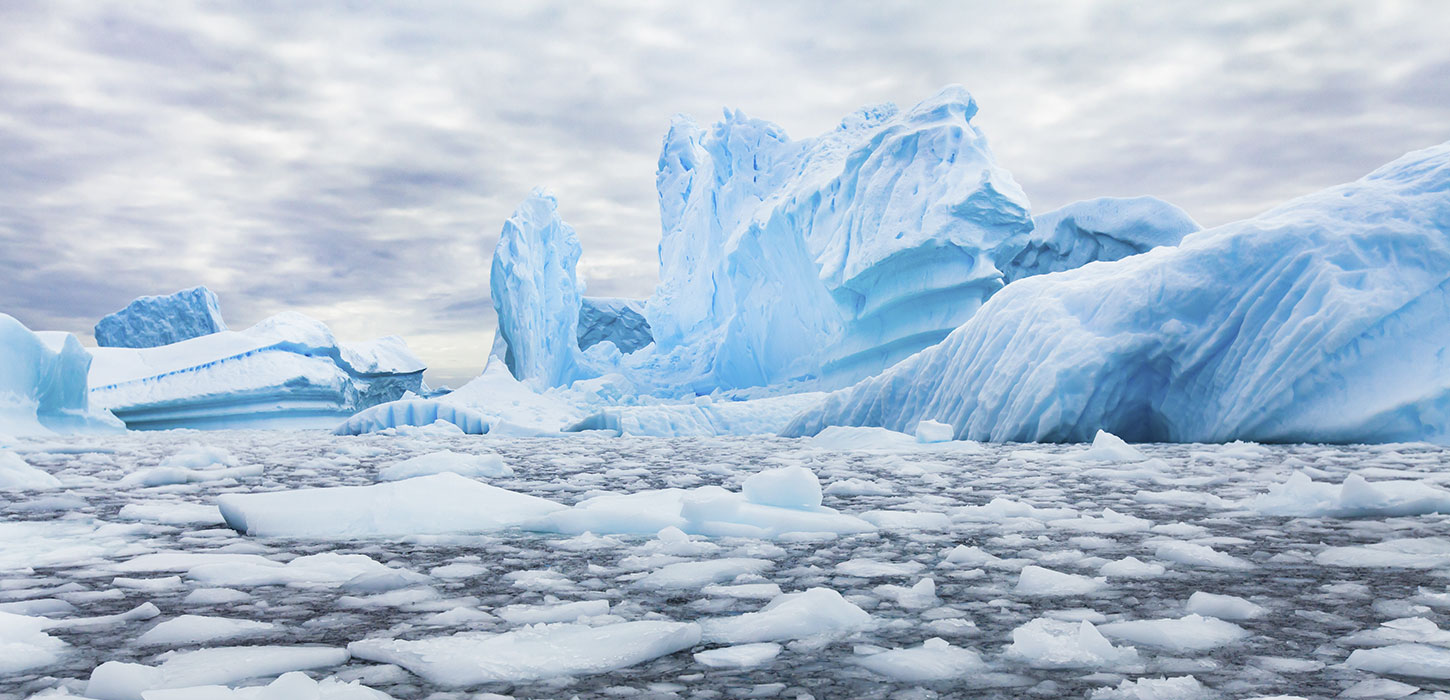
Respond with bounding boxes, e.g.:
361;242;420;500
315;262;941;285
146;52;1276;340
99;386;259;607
643;85;1033;390
94;286;228;348
0;314;123;436
1003;196;1200;281
785;141;1450;444
90;311;425;430
487;87;1035;396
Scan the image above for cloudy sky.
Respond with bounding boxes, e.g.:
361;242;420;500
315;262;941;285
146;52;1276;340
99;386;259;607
3;1;1447;387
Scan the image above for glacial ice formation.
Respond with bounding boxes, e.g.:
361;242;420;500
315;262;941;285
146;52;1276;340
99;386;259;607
644;85;1033;390
490;189;584;391
577;297;653;353
485;86;1036;397
1003;196;1200;281
0;313;123;436
94;286;228;349
785;140;1450;444
90;311;425;430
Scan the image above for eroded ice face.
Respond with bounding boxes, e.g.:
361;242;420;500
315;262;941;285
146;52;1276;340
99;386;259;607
1;431;1449;698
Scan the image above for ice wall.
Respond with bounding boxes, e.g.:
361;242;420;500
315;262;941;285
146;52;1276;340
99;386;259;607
644;86;1034;390
1;314;123;435
490;190;584;391
94;286;227;348
1004;196;1201;282
577;297;653;354
785;141;1450;444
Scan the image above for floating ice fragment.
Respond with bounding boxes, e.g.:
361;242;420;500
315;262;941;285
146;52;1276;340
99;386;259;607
852;637;986;681
377;451;511;481
347;620;701;685
693;642;782;669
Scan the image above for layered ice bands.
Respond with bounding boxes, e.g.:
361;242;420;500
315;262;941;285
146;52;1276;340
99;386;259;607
0;314;123;436
94;286;228;349
786;140;1450;443
645;85;1034;390
490;189;585;391
89;312;426;430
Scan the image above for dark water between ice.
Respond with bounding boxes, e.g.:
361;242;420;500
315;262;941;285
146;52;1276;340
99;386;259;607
3;431;1449;699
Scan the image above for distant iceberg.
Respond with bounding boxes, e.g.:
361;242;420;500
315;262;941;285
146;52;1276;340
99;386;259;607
0;314;123;436
784;141;1450;444
94;286;228;349
90;311;426;430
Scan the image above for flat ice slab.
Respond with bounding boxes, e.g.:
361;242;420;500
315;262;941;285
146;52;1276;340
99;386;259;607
218;472;565;538
348;620;701;685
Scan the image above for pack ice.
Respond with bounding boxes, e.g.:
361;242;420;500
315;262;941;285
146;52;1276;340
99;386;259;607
93;286;227;349
89;310;426;430
786;140;1450;443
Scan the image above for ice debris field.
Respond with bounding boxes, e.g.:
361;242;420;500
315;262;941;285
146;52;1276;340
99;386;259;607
5;431;1450;698
3;83;1450;698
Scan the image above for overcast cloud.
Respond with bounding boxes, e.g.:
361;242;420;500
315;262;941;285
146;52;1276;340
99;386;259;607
2;1;1447;386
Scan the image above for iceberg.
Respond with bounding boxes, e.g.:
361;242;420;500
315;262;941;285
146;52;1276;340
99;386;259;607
488;86;1034;397
643;85;1033;390
785;141;1450;444
0;313;123;436
490;189;585;391
1003;196;1200;282
577;296;653;353
90;311;425;430
93;286;228;349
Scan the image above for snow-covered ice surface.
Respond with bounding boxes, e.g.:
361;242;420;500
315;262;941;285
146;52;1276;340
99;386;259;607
4;433;1450;698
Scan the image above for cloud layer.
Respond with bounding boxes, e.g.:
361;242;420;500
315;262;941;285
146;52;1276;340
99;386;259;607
3;1;1447;387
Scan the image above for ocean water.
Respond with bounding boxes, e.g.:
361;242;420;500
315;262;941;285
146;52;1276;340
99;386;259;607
2;430;1448;698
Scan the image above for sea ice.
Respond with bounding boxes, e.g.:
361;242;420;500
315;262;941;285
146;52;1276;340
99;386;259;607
852;637;986;681
86;646;350;700
693;642;783;669
699;588;871;643
218;472;566;538
377;450;512;481
347;620;701;685
1096;614;1249;652
1004;618;1140;669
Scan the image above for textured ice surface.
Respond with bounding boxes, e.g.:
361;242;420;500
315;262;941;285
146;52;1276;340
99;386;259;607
1003;196;1200;282
90;312;425;431
2;434;1450;698
786;141;1450;444
94;286;228;349
0;314;123;436
577;297;653;354
489;189;585;391
333;400;488;436
218;473;564;537
644;85;1032;390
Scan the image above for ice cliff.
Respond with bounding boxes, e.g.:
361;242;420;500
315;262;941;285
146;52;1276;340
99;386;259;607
1004;196;1200;281
1;314;123;435
577;297;653;354
784;141;1450;444
94;286;227;348
90;311;426;430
